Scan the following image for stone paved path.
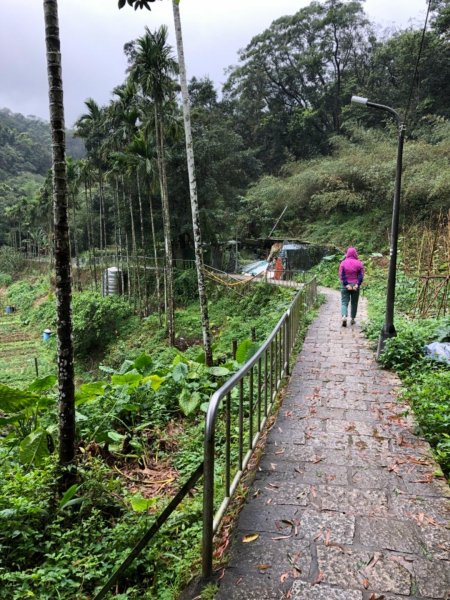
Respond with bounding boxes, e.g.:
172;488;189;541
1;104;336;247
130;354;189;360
215;289;450;600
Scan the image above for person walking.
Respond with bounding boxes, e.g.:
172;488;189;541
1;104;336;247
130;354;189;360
339;247;364;327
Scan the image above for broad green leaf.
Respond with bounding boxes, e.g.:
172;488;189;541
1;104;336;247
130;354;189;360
200;401;210;413
192;349;206;364
119;359;135;374
133;353;153;374
236;339;259;364
172;362;188;383
0;384;41;413
141;374;164;390
27;375;57;393
19;429;50;466
99;365;115;374
59;484;79;509
107;431;125;443
76;381;107;403
208;366;231;377
111;372;142;387
179;390;201;416
130;495;158;512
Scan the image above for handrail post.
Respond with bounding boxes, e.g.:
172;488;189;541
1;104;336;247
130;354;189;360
285;312;290;376
202;427;214;579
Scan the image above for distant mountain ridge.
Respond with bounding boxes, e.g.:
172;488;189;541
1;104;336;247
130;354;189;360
0;107;85;181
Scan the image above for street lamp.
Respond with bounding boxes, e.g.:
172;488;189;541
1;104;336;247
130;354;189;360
351;95;406;359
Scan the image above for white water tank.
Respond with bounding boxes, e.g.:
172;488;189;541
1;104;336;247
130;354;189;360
102;267;124;296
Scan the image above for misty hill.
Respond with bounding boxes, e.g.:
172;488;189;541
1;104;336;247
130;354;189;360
0;108;85;181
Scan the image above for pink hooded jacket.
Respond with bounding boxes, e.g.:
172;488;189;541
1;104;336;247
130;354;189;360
339;247;364;286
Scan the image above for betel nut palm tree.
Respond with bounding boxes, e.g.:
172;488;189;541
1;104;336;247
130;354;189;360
129;25;177;345
119;0;213;365
42;0;76;487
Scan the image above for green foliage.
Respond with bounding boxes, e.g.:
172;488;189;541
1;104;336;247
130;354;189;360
0;247;25;276
378;319;440;375
310;254;341;288
71;292;135;358
242;128;450;250
6;277;49;313
364;266;450;476
401;371;450;474
0;272;13;287
173;268;198;304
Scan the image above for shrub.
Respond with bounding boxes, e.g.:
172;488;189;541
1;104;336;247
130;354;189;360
71;292;133;358
0;246;25;276
0;273;13;287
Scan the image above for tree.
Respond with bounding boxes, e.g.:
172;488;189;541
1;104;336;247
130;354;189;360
129;25;177;344
119;0;213;365
171;0;212;365
224;0;374;170
43;0;76;486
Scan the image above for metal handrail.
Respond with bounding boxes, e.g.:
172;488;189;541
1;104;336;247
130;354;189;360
202;277;317;577
93;463;204;600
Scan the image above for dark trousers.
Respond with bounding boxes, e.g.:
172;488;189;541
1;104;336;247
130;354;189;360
340;285;360;319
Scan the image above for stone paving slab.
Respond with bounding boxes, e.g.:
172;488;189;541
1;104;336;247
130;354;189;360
214;290;450;600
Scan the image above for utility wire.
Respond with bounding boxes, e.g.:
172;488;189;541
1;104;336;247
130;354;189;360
403;0;433;127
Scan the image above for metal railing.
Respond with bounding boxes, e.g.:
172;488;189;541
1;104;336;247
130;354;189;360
202;276;317;577
93;464;204;600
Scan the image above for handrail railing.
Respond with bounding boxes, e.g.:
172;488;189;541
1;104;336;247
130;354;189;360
93;463;203;600
202;276;317;577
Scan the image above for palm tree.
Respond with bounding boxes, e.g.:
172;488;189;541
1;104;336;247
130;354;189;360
172;0;213;365
129;25;177;345
119;0;213;364
43;0;76;486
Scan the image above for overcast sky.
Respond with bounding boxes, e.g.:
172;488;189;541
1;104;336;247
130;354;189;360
0;0;428;128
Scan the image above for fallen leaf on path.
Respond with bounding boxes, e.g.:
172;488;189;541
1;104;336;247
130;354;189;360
369;594;385;600
280;572;290;583
256;564;271;570
267;482;279;489
414;513;439;526
235;577;243;585
312;455;323;463
242;533;259;543
365;552;382;571
275;449;285;455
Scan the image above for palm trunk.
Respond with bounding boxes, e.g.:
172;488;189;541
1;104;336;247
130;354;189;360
43;0;76;486
155;106;174;345
172;0;213;365
148;192;162;323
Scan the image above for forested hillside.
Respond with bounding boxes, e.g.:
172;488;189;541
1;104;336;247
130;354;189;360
1;1;448;259
0;108;84;248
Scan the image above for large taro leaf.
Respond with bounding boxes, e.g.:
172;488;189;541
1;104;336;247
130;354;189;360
179;389;201;416
19;428;50;466
0;384;42;413
27;375;57;393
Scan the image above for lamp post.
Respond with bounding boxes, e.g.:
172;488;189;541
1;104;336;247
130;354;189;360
351;95;405;359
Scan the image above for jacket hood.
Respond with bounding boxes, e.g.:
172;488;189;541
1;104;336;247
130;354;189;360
345;247;358;259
